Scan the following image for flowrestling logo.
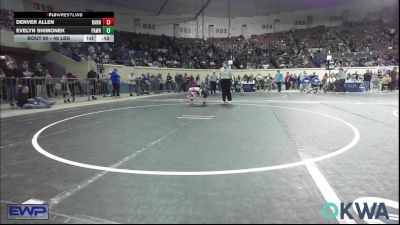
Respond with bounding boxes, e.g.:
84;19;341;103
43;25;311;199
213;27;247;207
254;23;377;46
322;197;399;223
7;204;49;220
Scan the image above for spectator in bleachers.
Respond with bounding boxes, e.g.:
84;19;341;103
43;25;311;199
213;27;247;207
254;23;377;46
49;21;398;70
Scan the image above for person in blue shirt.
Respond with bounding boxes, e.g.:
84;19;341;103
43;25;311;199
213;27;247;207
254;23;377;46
310;75;320;93
310;75;320;86
141;74;149;93
300;74;310;92
204;74;210;89
275;70;283;92
110;68;120;97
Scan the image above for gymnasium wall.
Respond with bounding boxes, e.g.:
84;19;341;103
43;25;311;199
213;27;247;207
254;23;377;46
102;65;379;81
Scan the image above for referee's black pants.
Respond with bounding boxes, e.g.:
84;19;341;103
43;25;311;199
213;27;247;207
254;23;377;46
221;79;232;102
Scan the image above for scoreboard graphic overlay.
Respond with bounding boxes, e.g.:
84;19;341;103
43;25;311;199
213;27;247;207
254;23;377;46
14;12;114;42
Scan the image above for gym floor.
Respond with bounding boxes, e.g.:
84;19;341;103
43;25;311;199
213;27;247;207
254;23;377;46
1;91;398;224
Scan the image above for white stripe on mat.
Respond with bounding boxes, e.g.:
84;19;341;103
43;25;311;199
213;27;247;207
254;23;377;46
178;117;213;120
305;161;356;224
181;115;215;117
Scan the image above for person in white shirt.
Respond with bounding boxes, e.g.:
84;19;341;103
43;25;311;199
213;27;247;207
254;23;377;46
338;67;349;92
219;62;233;103
128;73;136;96
99;70;110;97
346;75;356;83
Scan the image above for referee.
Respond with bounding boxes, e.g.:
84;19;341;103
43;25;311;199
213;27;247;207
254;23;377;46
219;62;233;103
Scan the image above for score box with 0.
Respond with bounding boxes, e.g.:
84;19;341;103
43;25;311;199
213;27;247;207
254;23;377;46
102;26;114;34
102;18;114;26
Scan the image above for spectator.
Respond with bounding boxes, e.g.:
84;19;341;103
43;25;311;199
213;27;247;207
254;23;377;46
338;68;348;92
45;70;53;98
195;75;201;87
321;73;328;90
389;67;398;90
150;74;156;93
60;74;71;103
381;74;391;91
204;74;210;90
363;70;372;91
291;74;297;90
296;73;301;90
141;74;149;93
16;85;55;109
98;69;109;97
275;69;283;92
182;73;188;92
266;74;274;91
66;72;77;102
128;72;136;96
51;22;399;70
371;73;382;91
155;74;161;94
87;69;98;100
110;68;120;97
323;74;336;92
20;61;35;98
346;74;356;83
210;70;217;94
259;76;266;91
174;73;181;92
284;72;291;90
3;61;20;107
33;63;45;97
166;73;172;92
189;75;194;87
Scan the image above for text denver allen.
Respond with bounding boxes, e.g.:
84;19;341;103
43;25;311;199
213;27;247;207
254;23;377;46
16;19;55;25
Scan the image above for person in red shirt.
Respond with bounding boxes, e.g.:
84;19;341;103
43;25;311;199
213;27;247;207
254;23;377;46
284;72;292;90
390;67;398;91
321;73;328;90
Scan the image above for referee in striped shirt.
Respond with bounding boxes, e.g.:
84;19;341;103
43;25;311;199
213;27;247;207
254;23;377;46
219;62;233;103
